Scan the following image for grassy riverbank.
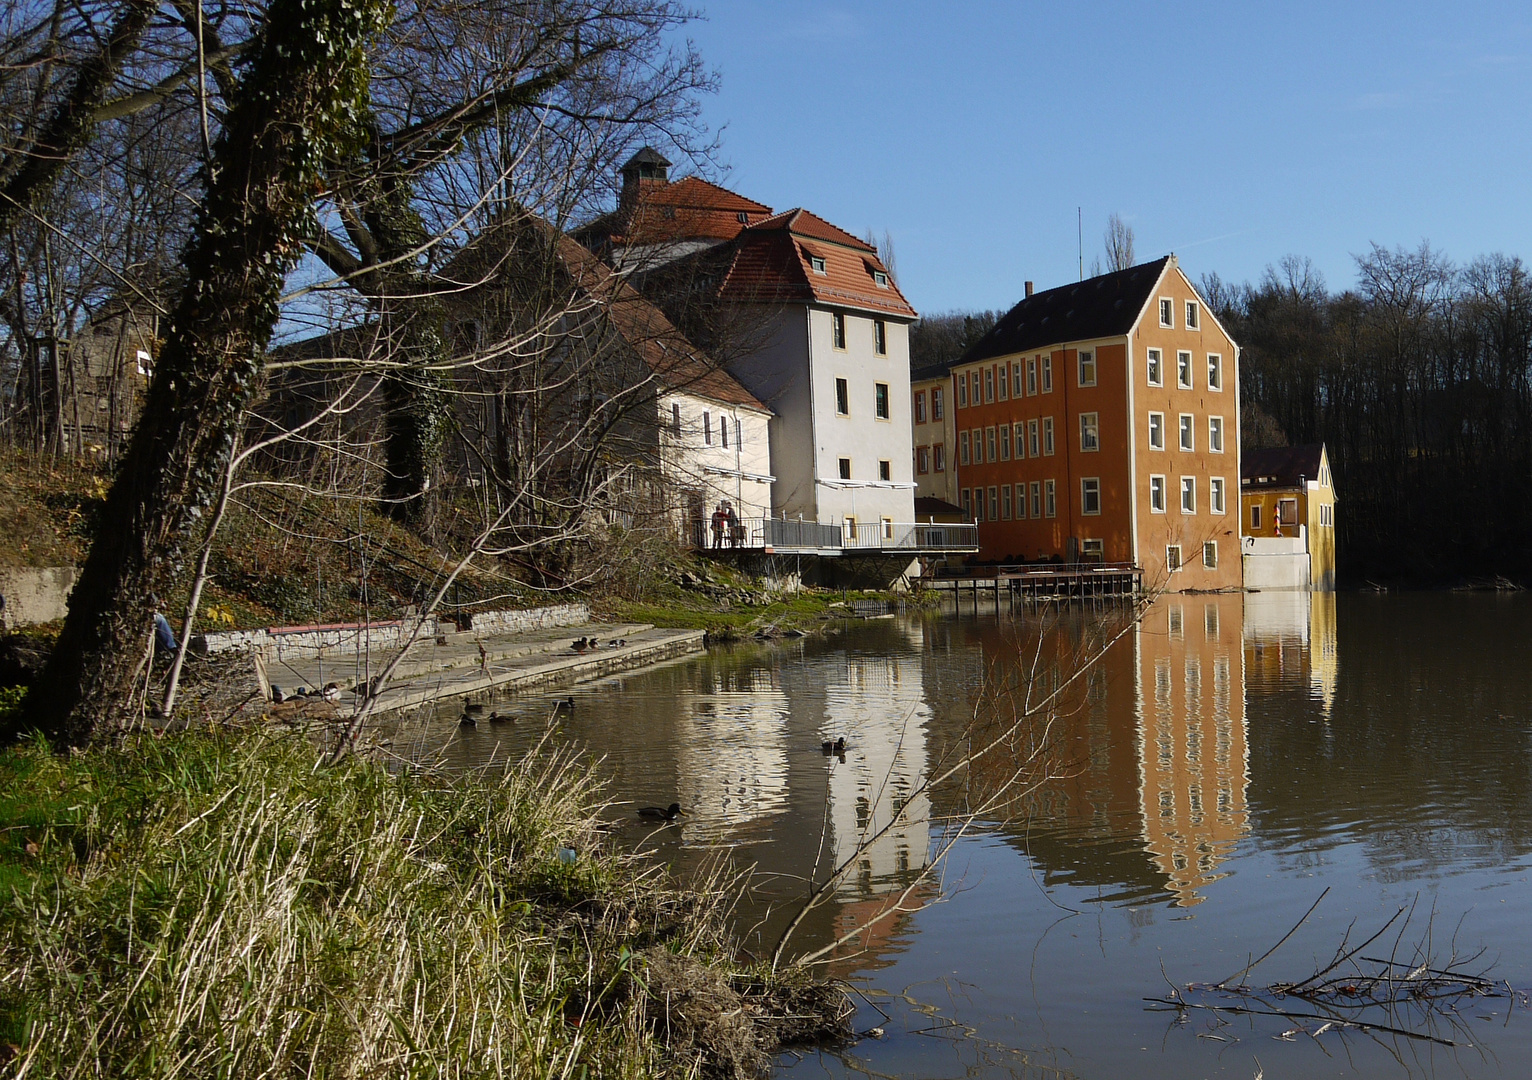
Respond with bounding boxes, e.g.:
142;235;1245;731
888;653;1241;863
0;729;847;1078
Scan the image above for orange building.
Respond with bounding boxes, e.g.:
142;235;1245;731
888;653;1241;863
950;256;1241;591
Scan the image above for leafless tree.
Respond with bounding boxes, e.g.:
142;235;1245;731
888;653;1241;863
1104;211;1135;272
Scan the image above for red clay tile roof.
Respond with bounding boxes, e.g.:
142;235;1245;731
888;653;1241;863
443;214;770;414
576;176;773;249
717;208;917;320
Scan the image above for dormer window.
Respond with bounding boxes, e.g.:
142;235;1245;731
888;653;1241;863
873;270;889;288
736;211;749;223
810;255;827;275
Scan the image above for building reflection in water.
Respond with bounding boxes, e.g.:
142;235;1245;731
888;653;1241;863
1243;590;1338;717
1138;594;1249;906
673;666;792;844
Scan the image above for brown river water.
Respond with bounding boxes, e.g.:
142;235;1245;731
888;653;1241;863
401;592;1532;1079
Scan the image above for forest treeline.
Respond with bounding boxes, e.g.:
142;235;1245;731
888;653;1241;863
914;244;1532;584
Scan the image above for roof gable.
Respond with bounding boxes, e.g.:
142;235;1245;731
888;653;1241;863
959;257;1171;364
1241;443;1327;488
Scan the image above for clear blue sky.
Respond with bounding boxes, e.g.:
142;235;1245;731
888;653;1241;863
675;1;1532;315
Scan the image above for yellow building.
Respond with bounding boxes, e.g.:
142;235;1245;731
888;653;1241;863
1240;443;1338;590
910;362;958;507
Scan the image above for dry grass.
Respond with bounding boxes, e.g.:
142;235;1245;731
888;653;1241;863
0;730;834;1078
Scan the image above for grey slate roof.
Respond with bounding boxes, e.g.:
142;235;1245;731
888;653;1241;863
958;256;1171;365
1242;444;1326;489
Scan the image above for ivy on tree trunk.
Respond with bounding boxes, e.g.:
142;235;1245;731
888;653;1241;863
19;0;393;747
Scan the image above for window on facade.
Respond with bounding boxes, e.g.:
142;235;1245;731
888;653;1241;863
1080;539;1104;563
135;349;153;377
932;386;944;419
961;488;972;518
810;255;827;275
1178;413;1194;451
1167;544;1182;571
1207;353;1222;390
1012;482;1026;519
999;424;1011;460
986;426;997;461
933;443;945;471
1178;350;1193;388
998;363;1008;400
984;368;995;403
1078;349;1097;387
1210;476;1226;514
1180;476;1196;513
1150;474;1166;513
838;457;851;480
875;382;890;419
672;403;682;435
1147;348;1163;386
1042;480;1053;518
879;459;891;481
1186;300;1200;329
988;486;999;520
1042;416;1054;455
973;490;984;522
1208;416;1224;452
720;415;728;447
1028;419;1040;458
1001;485;1013;519
1080;411;1100;452
703;410;712;445
1026;358;1038;395
1250;504;1262;530
882;517;894;539
1160;298;1174;327
960;431;971;465
916;447;930;474
734;419;742;446
957;373;968;407
835;378;849;415
1203;541;1218;568
914;390;927;424
873;319;887;356
1081;477;1102;515
832;311;846;349
1278;497;1298;526
1041;355;1053;392
1148;412;1165;450
1013;364;1024;397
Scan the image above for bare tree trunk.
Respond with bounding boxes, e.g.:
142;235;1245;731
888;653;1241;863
19;0;393;747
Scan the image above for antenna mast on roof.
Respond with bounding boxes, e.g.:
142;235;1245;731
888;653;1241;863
1077;207;1083;281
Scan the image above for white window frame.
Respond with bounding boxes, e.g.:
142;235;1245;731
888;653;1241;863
1001;485;1012;519
1028;419;1040;458
1014;482;1028;519
1180;476;1196;514
985;367;995;403
1149;474;1166;513
1079;411;1100;452
1210;476;1226;514
932;386;944;419
1043;479;1055;518
1146;347;1163;387
1208;415;1224;453
1185;300;1200;330
1041;355;1053;393
999;424;1011;460
1207;353;1223;391
957;372;968;408
703;409;712;445
1177;350;1193;389
1148;412;1165;451
998;363;1009;401
1012;363;1023;397
1013;422;1026;459
1078;349;1097;387
1081;477;1102;516
873;319;887;356
838;457;851;480
1178;413;1194;452
1203;541;1218;569
1042;416;1055;455
988;485;999;521
811;255;827;275
986;426;997;461
1250;504;1262;530
832;311;846;350
1159;297;1174;328
959;431;971;465
934;443;945;472
1026;357;1038;395
1167;544;1182;571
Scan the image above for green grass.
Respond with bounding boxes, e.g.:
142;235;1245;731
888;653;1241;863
0;730;784;1078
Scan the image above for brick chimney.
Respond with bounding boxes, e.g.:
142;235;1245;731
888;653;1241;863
1025;281;1034;297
